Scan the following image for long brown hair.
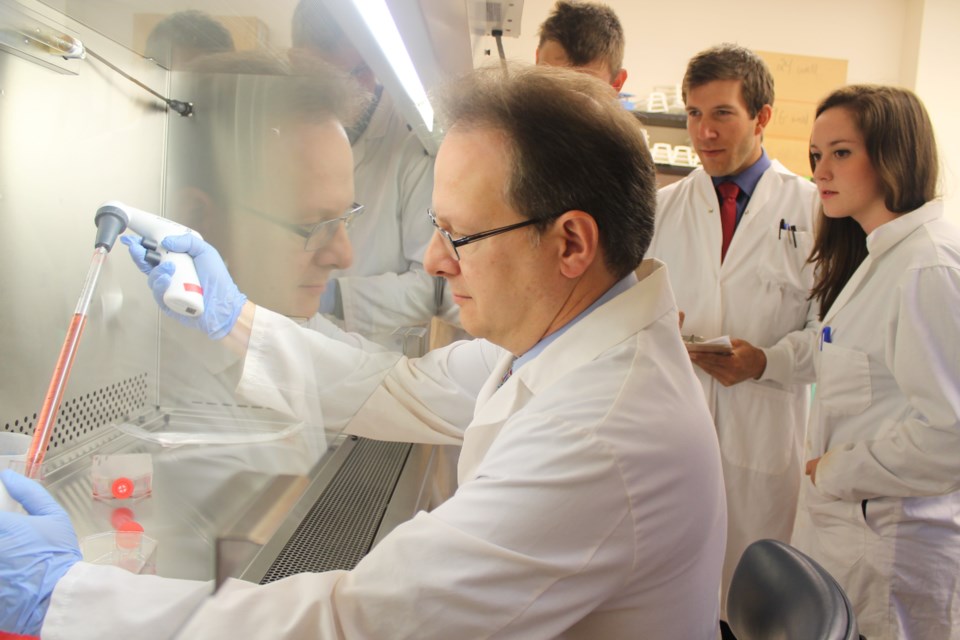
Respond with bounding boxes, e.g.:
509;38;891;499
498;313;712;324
808;85;938;319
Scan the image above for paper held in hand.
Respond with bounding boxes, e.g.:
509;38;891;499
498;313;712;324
683;334;734;355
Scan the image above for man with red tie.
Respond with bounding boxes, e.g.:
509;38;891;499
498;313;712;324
645;43;819;639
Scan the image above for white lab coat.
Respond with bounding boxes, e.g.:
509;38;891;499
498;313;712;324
43;259;727;640
791;201;960;640
155;310;388;441
332;90;457;342
647;160;819;616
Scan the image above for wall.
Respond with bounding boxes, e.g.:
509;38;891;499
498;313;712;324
475;0;907;92
910;0;959;218
63;0;300;52
474;0;959;219
0;0;165;446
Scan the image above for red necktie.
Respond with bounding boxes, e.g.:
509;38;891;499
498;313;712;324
717;181;740;262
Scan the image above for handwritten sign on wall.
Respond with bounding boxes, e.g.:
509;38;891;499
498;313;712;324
757;51;848;177
133;14;269;56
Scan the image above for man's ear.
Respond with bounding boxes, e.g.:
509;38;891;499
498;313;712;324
553;210;599;279
534;47;541;64
611;68;628;92
755;104;773;134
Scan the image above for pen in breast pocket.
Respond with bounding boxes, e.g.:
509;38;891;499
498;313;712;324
777;219;798;248
819;326;832;350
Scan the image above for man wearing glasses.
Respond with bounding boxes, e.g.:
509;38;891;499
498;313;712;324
1;65;726;639
168;51;367;326
104;50;382;432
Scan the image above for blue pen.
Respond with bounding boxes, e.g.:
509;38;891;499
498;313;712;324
820;326;832;350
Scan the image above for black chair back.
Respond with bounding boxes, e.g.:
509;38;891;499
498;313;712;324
727;539;862;640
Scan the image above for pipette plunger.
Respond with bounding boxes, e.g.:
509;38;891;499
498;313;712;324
24;210;128;477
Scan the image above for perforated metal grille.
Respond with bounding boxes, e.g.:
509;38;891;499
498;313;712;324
260;438;411;583
1;373;148;453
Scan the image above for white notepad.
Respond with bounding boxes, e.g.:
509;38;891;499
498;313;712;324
683;334;733;355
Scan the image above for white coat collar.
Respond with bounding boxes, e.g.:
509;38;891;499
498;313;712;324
737;159;794;217
823;200;941;323
866;200;943;258
472;259;676;418
690;159;794;214
461;259;677;483
690;160;796;273
350;91;393;165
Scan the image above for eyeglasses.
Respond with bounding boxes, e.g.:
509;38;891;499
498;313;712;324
427;208;561;261
241;203;364;251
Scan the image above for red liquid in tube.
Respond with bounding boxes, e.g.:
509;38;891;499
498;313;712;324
25;313;88;478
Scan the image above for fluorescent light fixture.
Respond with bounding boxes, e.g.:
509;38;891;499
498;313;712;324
349;0;434;132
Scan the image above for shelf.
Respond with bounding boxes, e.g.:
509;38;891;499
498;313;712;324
632;110;686;129
655;163;695;176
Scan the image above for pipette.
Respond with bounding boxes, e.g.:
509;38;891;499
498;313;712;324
98;201;205;317
23;208;128;478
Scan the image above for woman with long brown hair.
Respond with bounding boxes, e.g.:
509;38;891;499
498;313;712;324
792;84;960;639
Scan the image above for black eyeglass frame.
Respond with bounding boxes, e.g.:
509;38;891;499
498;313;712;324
240;202;365;251
427;208;563;261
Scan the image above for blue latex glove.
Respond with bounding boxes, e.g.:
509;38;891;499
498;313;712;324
0;469;82;636
121;233;247;339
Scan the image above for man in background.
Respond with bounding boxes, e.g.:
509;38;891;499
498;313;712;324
645;43;819;637
535;0;628;92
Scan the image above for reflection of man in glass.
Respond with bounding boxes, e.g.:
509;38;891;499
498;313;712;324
290;0;459;348
144;10;235;70
170;51;365;320
115;53;381;579
155;51;378;418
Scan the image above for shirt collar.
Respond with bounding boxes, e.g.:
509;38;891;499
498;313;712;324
866;200;942;257
711;148;771;197
347;83;383;144
512;272;638;372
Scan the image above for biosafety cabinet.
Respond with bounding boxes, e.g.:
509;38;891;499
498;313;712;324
0;0;513;584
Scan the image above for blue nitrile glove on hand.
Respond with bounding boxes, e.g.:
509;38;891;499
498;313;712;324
0;469;82;637
122;233;247;340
